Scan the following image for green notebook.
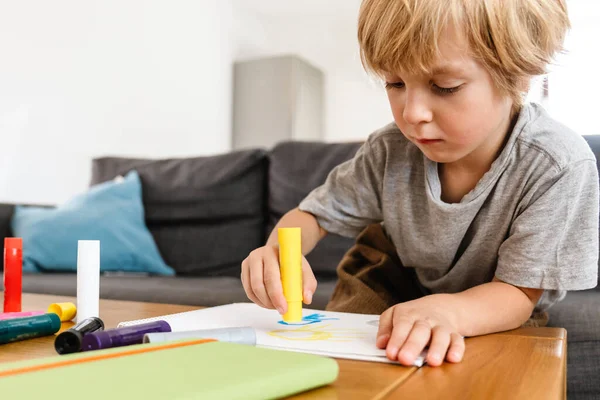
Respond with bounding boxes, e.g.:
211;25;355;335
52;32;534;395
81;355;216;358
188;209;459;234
0;340;339;399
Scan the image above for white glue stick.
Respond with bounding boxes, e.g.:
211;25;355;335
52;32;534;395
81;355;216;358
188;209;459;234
76;240;100;323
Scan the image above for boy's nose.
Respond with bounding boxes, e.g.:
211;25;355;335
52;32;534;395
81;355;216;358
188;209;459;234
402;91;433;125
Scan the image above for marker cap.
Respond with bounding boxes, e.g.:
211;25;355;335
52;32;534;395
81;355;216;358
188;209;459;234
55;330;84;354
54;317;104;354
47;302;77;322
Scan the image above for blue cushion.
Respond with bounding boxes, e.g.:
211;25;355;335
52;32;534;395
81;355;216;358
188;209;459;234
11;171;175;276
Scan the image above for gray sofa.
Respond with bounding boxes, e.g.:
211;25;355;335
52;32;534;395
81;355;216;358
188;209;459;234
1;138;599;399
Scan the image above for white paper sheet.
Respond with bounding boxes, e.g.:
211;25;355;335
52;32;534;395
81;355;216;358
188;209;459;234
118;302;426;367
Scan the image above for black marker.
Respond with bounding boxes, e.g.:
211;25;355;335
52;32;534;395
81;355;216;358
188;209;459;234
54;317;105;355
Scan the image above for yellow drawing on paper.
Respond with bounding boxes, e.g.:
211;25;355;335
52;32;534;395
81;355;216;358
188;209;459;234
268;324;367;342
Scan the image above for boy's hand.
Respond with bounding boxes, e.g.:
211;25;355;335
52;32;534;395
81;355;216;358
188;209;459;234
241;245;318;315
376;294;465;367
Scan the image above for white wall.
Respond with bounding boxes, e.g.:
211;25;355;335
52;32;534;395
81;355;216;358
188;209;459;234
544;1;600;135
325;75;392;142
0;0;233;204
232;0;393;143
0;0;393;204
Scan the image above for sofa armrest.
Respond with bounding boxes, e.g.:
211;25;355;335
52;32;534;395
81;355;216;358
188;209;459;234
0;203;54;241
0;203;15;241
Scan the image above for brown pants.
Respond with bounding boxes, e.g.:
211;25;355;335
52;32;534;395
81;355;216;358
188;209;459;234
325;224;548;327
326;224;425;315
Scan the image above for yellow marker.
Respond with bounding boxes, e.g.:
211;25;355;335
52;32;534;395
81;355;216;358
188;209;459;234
278;228;303;322
47;302;77;322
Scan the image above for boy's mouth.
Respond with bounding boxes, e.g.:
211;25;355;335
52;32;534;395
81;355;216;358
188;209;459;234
416;138;442;145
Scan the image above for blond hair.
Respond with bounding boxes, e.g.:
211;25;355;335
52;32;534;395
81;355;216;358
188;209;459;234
358;0;570;106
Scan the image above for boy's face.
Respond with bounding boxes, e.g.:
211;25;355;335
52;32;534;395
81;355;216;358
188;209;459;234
383;26;514;168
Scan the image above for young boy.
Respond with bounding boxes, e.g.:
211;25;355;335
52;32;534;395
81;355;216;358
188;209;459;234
241;0;599;367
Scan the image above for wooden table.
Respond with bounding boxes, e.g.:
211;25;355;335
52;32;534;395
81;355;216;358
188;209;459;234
1;293;566;399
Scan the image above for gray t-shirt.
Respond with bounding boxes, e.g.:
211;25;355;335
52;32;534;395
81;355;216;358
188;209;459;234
299;103;599;311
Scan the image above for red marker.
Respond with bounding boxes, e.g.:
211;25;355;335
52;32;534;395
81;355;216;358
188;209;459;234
3;238;23;313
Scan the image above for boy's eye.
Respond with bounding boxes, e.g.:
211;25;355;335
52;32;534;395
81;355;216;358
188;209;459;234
385;81;405;90
432;84;462;95
385;81;462;95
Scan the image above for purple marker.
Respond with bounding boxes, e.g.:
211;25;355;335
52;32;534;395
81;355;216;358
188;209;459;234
81;320;171;351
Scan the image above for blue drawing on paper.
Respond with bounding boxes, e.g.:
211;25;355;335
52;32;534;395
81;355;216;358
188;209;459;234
278;313;339;326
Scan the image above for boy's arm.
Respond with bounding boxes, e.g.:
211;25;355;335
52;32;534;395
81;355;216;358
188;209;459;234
450;277;544;337
266;208;328;255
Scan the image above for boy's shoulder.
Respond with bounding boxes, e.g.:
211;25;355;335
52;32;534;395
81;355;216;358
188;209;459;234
365;122;412;151
364;122;421;165
516;103;596;170
366;122;403;142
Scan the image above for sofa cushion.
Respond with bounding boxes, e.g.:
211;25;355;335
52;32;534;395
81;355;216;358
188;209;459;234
148;219;263;277
10;171;174;275
268;141;362;277
0;272;337;310
91;150;268;222
89;150;269;276
583;136;600;174
582;135;600;284
0;204;13;237
565;341;600;399
547;289;600;398
548;289;600;343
